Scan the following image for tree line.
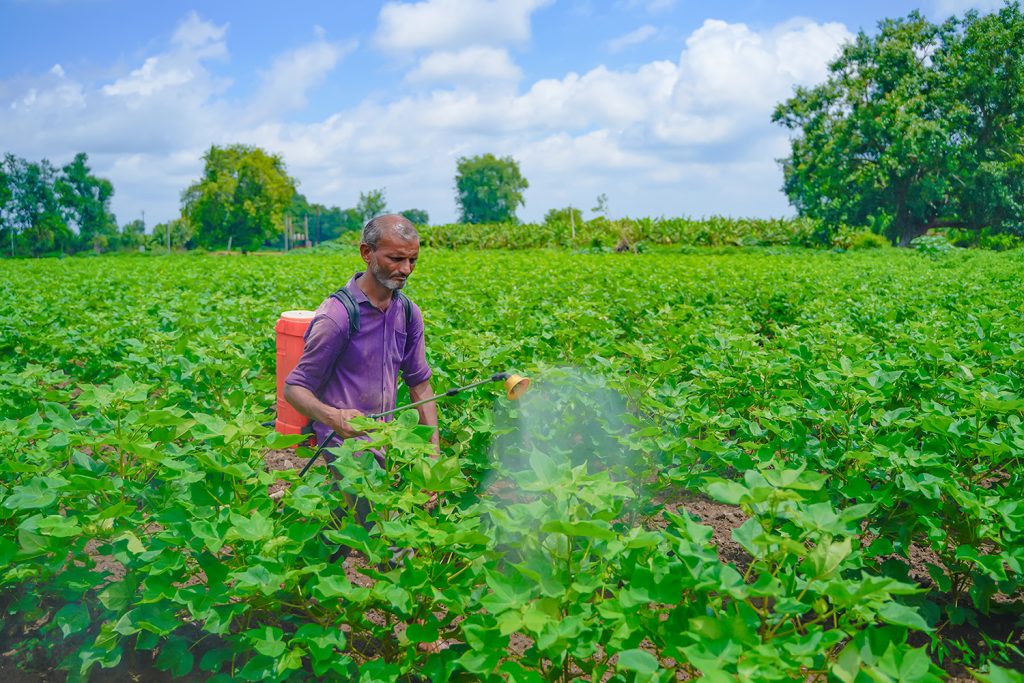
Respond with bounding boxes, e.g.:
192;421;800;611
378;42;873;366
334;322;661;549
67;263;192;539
0;145;529;256
0;153;130;257
177;146;528;252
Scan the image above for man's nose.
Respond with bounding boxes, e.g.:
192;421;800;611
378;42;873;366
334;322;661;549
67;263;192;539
398;260;413;275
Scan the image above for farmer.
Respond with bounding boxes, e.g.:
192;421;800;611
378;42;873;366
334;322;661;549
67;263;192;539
283;213;438;499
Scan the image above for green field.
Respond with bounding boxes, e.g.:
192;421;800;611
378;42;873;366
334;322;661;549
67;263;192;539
1;247;1023;681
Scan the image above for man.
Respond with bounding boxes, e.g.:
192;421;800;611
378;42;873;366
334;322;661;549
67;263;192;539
283;213;438;471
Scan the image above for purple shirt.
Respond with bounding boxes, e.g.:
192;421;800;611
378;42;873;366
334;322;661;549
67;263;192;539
284;272;432;448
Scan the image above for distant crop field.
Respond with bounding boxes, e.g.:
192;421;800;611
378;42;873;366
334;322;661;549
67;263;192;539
1;247;1022;681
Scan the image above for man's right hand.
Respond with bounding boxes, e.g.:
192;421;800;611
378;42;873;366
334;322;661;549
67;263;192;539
284;384;371;440
329;408;367;439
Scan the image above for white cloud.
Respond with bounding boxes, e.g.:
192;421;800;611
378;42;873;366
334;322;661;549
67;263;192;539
102;58;195;97
102;13;228;101
376;0;552;50
654;18;851;145
10;64;84;111
406;47;522;85
252;35;352;116
172;10;228;54
606;25;658;52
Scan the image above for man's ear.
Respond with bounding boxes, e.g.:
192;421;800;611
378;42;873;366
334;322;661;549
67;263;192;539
359;243;372;263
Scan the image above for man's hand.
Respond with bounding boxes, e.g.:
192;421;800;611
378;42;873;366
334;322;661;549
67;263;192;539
285;384;369;440
328;408;367;439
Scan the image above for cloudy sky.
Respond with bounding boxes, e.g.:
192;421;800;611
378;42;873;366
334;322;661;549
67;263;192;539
0;0;1001;227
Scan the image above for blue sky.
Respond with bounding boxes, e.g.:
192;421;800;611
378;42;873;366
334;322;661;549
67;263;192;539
0;0;1001;227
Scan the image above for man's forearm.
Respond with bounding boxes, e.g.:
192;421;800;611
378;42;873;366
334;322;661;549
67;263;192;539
283;383;334;424
408;379;439;446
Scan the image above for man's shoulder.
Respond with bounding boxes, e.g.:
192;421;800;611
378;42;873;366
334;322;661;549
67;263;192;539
314;296;352;329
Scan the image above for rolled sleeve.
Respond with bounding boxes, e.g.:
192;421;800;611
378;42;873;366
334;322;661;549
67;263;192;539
285;314;345;395
400;303;432;387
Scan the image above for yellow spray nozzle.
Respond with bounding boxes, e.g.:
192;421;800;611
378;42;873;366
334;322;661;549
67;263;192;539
505;374;531;401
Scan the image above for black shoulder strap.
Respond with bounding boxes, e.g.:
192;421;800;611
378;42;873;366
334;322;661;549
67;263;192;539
329;287;360;336
331;287;411;334
395;291;413;328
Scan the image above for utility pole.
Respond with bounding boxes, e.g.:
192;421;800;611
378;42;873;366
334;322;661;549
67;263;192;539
316;207;321;246
570;205;575;242
304;214;310;248
166;220;171;254
284;215;290;252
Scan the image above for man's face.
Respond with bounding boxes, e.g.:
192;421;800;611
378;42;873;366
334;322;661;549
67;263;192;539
363;230;419;291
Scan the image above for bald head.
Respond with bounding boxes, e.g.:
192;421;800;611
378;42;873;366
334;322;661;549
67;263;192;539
361;214;419;250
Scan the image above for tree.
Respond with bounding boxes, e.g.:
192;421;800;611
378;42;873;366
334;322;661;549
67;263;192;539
773;5;1024;245
356;188;388;223
150;217;193;251
941;4;1024;236
592;193;609;218
337;208;364;234
117;218;146;250
454;154;528;224
543;206;583;226
0;156;12;256
181;144;297;251
3;155;70;256
55;153;117;252
399;209;429;226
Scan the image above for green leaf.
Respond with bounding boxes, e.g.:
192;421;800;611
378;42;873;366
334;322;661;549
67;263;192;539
98;579;137;611
313;573;352;600
264;431;309;449
36;515;82;538
115;531;146;554
705;478;748;505
540;518;616;540
250;626;286;658
521;598;560;634
3;481;57;510
55;603;90;638
228;511;273;542
155;637;194;677
617;648;660;676
405;621;439;643
877;602;931;632
190;518;226;553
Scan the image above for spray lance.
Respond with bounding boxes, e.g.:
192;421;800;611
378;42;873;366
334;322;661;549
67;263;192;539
298;371;531;477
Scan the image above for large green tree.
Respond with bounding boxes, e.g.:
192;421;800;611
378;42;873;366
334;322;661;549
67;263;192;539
399;208;429;226
2;155;71;256
356;188;388;224
0;156;12;256
54;152;117;252
454;154;528;224
182;144;297;251
773;4;1024;245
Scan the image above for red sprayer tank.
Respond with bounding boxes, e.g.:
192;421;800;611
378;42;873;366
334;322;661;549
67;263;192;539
274;310;315;435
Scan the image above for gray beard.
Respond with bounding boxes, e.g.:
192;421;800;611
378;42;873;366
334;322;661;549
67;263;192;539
369;260;404;291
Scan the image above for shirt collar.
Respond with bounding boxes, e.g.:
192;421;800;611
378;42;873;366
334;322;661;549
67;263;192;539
346;272;371;305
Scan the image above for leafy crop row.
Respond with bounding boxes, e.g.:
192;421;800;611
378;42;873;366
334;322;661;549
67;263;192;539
1;247;1022;680
390;216;823;250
